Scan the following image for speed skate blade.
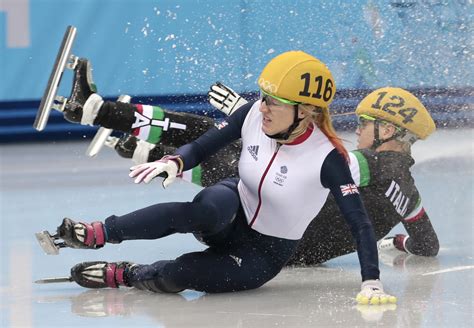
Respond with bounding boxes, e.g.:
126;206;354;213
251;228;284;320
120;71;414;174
86;127;114;157
34;25;77;131
35;277;73;284
85;95;131;157
35;231;60;255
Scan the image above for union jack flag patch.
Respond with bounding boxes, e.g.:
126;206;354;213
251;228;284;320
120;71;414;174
340;184;359;196
216;121;229;130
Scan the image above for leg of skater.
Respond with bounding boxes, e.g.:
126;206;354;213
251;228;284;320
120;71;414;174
63;58;215;146
70;212;297;293
69;246;281;293
56;178;240;249
127;245;282;293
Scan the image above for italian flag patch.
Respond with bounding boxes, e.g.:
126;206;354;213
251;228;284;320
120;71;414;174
181;165;203;186
131;104;165;144
403;198;425;223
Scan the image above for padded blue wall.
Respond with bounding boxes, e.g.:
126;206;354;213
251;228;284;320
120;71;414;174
0;0;472;141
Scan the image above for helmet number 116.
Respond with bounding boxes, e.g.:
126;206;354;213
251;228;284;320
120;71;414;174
298;72;334;102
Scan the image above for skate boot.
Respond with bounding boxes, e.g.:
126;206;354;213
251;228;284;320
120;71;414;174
63;58;103;125
114;134;139;159
114;134;155;164
71;261;137;289
114;134;174;164
58;217;107;249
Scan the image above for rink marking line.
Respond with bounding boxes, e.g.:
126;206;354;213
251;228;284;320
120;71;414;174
422;265;474;276
216;311;303;317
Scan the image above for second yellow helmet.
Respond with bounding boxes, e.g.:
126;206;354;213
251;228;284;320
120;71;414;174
355;87;436;140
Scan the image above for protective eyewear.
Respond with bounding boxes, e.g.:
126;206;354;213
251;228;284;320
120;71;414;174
357;114;377;129
260;89;300;107
357;114;402;132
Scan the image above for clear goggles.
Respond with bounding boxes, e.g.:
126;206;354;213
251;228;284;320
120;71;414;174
357;114;402;132
260;89;300;107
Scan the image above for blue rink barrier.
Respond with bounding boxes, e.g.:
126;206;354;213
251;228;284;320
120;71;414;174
0;87;472;143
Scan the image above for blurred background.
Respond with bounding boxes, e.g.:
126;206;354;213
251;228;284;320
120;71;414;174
0;0;472;142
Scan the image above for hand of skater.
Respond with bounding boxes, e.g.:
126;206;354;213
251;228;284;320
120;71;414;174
356;280;397;305
129;155;183;188
208;82;248;116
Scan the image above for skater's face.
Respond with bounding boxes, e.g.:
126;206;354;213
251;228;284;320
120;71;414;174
356;115;401;149
356;115;376;148
259;95;302;136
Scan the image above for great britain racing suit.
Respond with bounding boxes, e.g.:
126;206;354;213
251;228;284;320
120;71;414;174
102;100;380;293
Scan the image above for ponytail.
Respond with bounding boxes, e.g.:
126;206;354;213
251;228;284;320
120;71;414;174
315;107;349;162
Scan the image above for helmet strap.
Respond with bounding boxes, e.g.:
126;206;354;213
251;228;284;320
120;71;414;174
266;105;302;140
371;120;406;150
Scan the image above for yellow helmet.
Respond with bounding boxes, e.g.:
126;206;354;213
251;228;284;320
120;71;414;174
355;87;436;139
258;51;335;108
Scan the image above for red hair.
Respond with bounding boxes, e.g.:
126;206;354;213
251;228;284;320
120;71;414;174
316;107;349;162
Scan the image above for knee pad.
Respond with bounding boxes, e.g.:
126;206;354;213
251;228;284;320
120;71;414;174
193;212;236;247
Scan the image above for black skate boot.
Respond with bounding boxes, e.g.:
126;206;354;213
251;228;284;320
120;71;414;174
114;134;173;164
58;217;107;249
63;58;101;124
71;261;137;289
114;134;138;159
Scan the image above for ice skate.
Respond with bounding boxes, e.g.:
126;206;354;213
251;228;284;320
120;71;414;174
34;25;102;130
86;130;154;163
113;134;139;159
86;131;140;159
62;58;98;124
35;218;107;255
35;261;137;289
87;130;170;165
35;230;67;255
34;25;78;131
70;261;136;289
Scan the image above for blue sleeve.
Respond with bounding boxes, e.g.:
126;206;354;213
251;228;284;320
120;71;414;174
321;149;380;281
175;101;254;170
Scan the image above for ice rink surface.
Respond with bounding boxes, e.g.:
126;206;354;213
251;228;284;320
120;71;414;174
1;128;473;327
